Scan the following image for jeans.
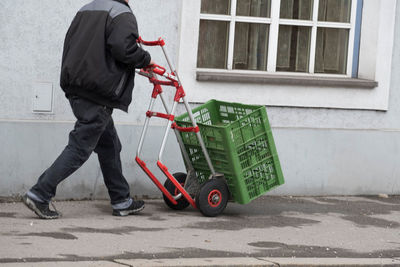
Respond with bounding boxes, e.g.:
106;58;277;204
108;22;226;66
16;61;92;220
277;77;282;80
30;96;131;205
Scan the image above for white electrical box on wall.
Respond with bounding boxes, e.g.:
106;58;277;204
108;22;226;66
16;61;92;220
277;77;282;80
33;82;53;113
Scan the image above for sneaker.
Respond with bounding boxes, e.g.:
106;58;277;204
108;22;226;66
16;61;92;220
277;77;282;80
22;194;61;219
112;200;145;216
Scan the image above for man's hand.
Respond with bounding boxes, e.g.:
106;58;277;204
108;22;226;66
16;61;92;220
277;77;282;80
142;60;156;72
148;60;156;68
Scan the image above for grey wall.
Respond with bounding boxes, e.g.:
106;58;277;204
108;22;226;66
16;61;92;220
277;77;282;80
267;1;400;195
0;0;183;199
0;0;181;123
0;0;399;200
0;121;185;199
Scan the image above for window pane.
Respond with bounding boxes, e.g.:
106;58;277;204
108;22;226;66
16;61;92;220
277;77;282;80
201;0;231;15
276;26;311;72
197;20;229;69
233;23;269;71
318;0;351;23
280;0;313;20
315;28;349;74
236;0;271;18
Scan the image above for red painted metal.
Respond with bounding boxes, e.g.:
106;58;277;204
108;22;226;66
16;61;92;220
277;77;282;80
138;36;165;47
135;156;178;205
146;111;175;121
157;161;197;209
144;64;166;76
208;189;222;208
171;122;200;133
149;77;176;87
151;84;163;98
174;86;186;102
174;182;185;196
135;38;205;212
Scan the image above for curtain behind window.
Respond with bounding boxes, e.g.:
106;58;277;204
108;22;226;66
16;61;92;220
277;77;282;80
276;26;311;72
198;0;352;74
201;0;231;15
237;0;271;17
315;28;349;74
197;20;229;69
318;0;351;22
280;0;313;20
315;0;351;74
233;0;271;70
234;23;269;70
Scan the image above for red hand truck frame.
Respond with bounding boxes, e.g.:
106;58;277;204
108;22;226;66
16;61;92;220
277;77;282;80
135;37;229;217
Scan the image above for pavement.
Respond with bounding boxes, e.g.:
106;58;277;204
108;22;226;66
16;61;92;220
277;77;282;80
0;196;400;266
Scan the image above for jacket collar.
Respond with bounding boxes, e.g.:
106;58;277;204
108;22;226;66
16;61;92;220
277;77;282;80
112;0;130;8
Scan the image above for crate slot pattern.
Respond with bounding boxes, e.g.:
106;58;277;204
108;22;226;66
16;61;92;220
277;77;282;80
176;100;284;204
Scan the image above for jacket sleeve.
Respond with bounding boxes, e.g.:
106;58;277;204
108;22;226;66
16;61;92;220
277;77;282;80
106;13;151;69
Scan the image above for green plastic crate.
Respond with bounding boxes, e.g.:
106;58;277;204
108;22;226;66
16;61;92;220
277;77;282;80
175;99;284;204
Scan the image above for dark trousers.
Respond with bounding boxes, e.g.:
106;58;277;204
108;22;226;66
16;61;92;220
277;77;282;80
30;96;130;205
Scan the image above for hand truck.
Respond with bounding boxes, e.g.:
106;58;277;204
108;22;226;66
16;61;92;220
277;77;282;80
135;37;229;217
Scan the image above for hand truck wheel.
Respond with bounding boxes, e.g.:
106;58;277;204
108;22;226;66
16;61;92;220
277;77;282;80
196;178;229;217
163;172;190;210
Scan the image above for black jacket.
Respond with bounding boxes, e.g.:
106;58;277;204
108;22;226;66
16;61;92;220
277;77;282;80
60;0;151;112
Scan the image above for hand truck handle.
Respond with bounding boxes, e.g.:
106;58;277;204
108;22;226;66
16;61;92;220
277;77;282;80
143;64;166;76
137;36;165;47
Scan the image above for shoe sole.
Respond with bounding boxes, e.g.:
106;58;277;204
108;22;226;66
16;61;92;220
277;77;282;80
113;204;145;216
22;195;60;220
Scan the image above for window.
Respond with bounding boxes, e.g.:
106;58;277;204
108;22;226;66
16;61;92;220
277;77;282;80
178;1;396;110
197;0;357;76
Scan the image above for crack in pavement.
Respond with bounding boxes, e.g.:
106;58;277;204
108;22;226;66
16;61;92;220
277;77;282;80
111;259;131;266
255;256;280;267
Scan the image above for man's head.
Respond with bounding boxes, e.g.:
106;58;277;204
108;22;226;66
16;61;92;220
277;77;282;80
125;0;129;3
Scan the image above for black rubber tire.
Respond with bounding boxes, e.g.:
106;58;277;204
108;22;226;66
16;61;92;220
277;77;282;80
196;178;229;217
163;172;190;210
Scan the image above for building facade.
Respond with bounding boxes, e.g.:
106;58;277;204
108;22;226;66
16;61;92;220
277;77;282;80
0;0;399;200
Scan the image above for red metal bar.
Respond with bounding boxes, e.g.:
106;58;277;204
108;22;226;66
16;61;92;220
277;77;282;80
146;111;174;121
149;77;176;87
151;84;163;98
137;37;165;47
174;86;186;102
144;64;166;76
164;73;179;83
157;161;197;209
135;156;178;205
171;122;200;133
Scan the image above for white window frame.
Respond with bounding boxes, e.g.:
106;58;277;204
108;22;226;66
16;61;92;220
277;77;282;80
177;0;397;110
199;0;357;77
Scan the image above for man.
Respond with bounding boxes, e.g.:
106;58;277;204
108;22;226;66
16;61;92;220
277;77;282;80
23;0;153;219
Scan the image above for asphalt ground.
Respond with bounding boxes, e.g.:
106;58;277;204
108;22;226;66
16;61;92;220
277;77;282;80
0;196;400;266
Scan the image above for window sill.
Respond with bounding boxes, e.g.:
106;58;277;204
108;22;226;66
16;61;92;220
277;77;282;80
196;71;378;89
